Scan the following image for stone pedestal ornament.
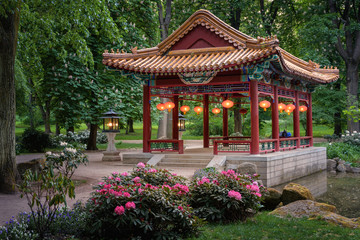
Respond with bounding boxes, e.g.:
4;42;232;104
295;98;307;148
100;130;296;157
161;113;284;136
102;132;121;161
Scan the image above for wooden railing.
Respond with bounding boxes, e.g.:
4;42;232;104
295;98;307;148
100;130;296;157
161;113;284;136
299;136;312;148
213;140;251;155
209;136;251;146
148;140;184;154
259;139;278;153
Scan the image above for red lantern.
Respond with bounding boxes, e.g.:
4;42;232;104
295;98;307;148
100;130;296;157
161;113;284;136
299;105;308;112
194;106;203;115
239;108;248;115
278;103;286;113
156;103;166;111
286;104;295;110
222;100;234;108
259;100;271;111
164;101;175;112
180;105;190;114
285;108;293;115
212;108;221;114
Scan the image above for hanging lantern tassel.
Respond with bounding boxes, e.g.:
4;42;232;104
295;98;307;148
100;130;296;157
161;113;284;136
259;100;271;111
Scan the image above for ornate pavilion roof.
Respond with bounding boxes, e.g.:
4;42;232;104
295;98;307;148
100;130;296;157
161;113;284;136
103;10;339;84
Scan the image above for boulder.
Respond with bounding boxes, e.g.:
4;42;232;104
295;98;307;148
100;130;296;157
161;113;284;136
336;163;346;172
270;200;360;229
350;167;360;173
327;159;337;172
262;188;282;210
236;162;257;175
281;183;314;205
270;200;337;218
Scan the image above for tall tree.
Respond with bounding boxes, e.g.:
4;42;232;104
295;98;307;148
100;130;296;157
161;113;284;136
0;1;21;193
329;0;360;132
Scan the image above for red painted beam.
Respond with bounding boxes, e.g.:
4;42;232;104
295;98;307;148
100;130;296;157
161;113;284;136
250;80;259;154
307;93;313;146
203;94;209;148
272;85;280;151
294;91;300;148
172;96;179;140
143;85;151;152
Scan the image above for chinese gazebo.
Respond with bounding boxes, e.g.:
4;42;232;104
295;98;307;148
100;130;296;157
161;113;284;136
103;10;339;155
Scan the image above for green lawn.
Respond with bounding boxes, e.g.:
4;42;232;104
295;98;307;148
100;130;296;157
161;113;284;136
188;212;360;240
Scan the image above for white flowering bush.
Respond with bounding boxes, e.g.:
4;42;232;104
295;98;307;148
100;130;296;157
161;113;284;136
341;130;360;146
17;143;88;238
0;216;38;240
51;130;107;148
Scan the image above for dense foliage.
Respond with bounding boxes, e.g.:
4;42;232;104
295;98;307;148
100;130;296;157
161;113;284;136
190;169;266;223
20;128;51;152
85;163;200;239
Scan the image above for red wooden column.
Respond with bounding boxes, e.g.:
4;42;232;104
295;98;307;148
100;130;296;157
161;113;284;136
307;93;313;146
250;80;259;154
222;96;228;139
203;94;209;148
271;85;280;151
143;84;151;152
294;91;300;148
172;96;179;140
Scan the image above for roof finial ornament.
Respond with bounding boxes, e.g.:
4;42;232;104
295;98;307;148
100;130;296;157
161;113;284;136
116;49;120;54
131;47;138;54
111;49;114;53
121;49;125;54
104;49;109;53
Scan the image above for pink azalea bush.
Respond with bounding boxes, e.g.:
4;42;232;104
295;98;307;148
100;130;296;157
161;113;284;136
190;169;266;223
85;163;200;239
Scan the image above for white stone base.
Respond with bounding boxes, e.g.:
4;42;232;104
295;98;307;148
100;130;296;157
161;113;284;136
102;151;121;161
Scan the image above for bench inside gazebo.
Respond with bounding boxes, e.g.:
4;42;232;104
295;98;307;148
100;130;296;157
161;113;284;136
103;10;338;187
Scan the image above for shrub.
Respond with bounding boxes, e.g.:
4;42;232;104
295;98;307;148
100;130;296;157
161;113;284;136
327;142;360;167
85;163;201;239
341;130;360;146
0;216;39;240
20;128;51;152
51;130;108;147
193;167;218;180
17;143;88;238
189;169;266;223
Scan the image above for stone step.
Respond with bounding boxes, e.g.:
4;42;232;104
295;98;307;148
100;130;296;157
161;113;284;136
163;155;212;160
161;158;211;164
157;162;208;168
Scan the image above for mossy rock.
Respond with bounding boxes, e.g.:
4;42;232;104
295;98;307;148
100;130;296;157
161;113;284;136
281;183;314;205
262;188;282;210
310;212;360;229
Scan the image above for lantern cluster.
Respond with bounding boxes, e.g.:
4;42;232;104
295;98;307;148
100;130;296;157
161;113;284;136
156;101;175;112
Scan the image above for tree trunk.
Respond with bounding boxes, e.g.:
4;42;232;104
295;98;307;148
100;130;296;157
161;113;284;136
346;61;359;132
38;99;51;133
233;99;241;133
86;123;98;150
333;81;342;136
0;6;20;193
55;123;61;135
129;118;134;133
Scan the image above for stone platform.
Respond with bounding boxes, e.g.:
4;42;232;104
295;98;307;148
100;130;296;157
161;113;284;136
123;147;327;188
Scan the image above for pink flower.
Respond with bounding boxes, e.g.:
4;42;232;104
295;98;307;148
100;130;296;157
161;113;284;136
228;190;242;200
255;192;262;197
123;192;131;198
246;184;260;192
178;206;184;211
121;172;128;176
212;179;219;185
138;188;144;194
125;201;136;210
98;182;105;185
202;177;210;183
112;171;119;175
162;185;172;190
114;206;125;215
115;177;121;181
103;184;112;189
172;173;177;176
132;177;141;183
137;162;146;168
148;168;157;173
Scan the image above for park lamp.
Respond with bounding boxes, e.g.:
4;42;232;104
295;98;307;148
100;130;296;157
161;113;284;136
178;113;187;132
101;108;121;132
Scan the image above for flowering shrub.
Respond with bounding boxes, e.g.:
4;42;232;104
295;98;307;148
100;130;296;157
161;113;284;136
190;169;266;223
85;163;201;239
341;130;360;146
50;130;107;147
193;167;218;180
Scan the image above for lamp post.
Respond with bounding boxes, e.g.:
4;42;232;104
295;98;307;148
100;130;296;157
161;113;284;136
101;108;121;161
178;113;186;139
